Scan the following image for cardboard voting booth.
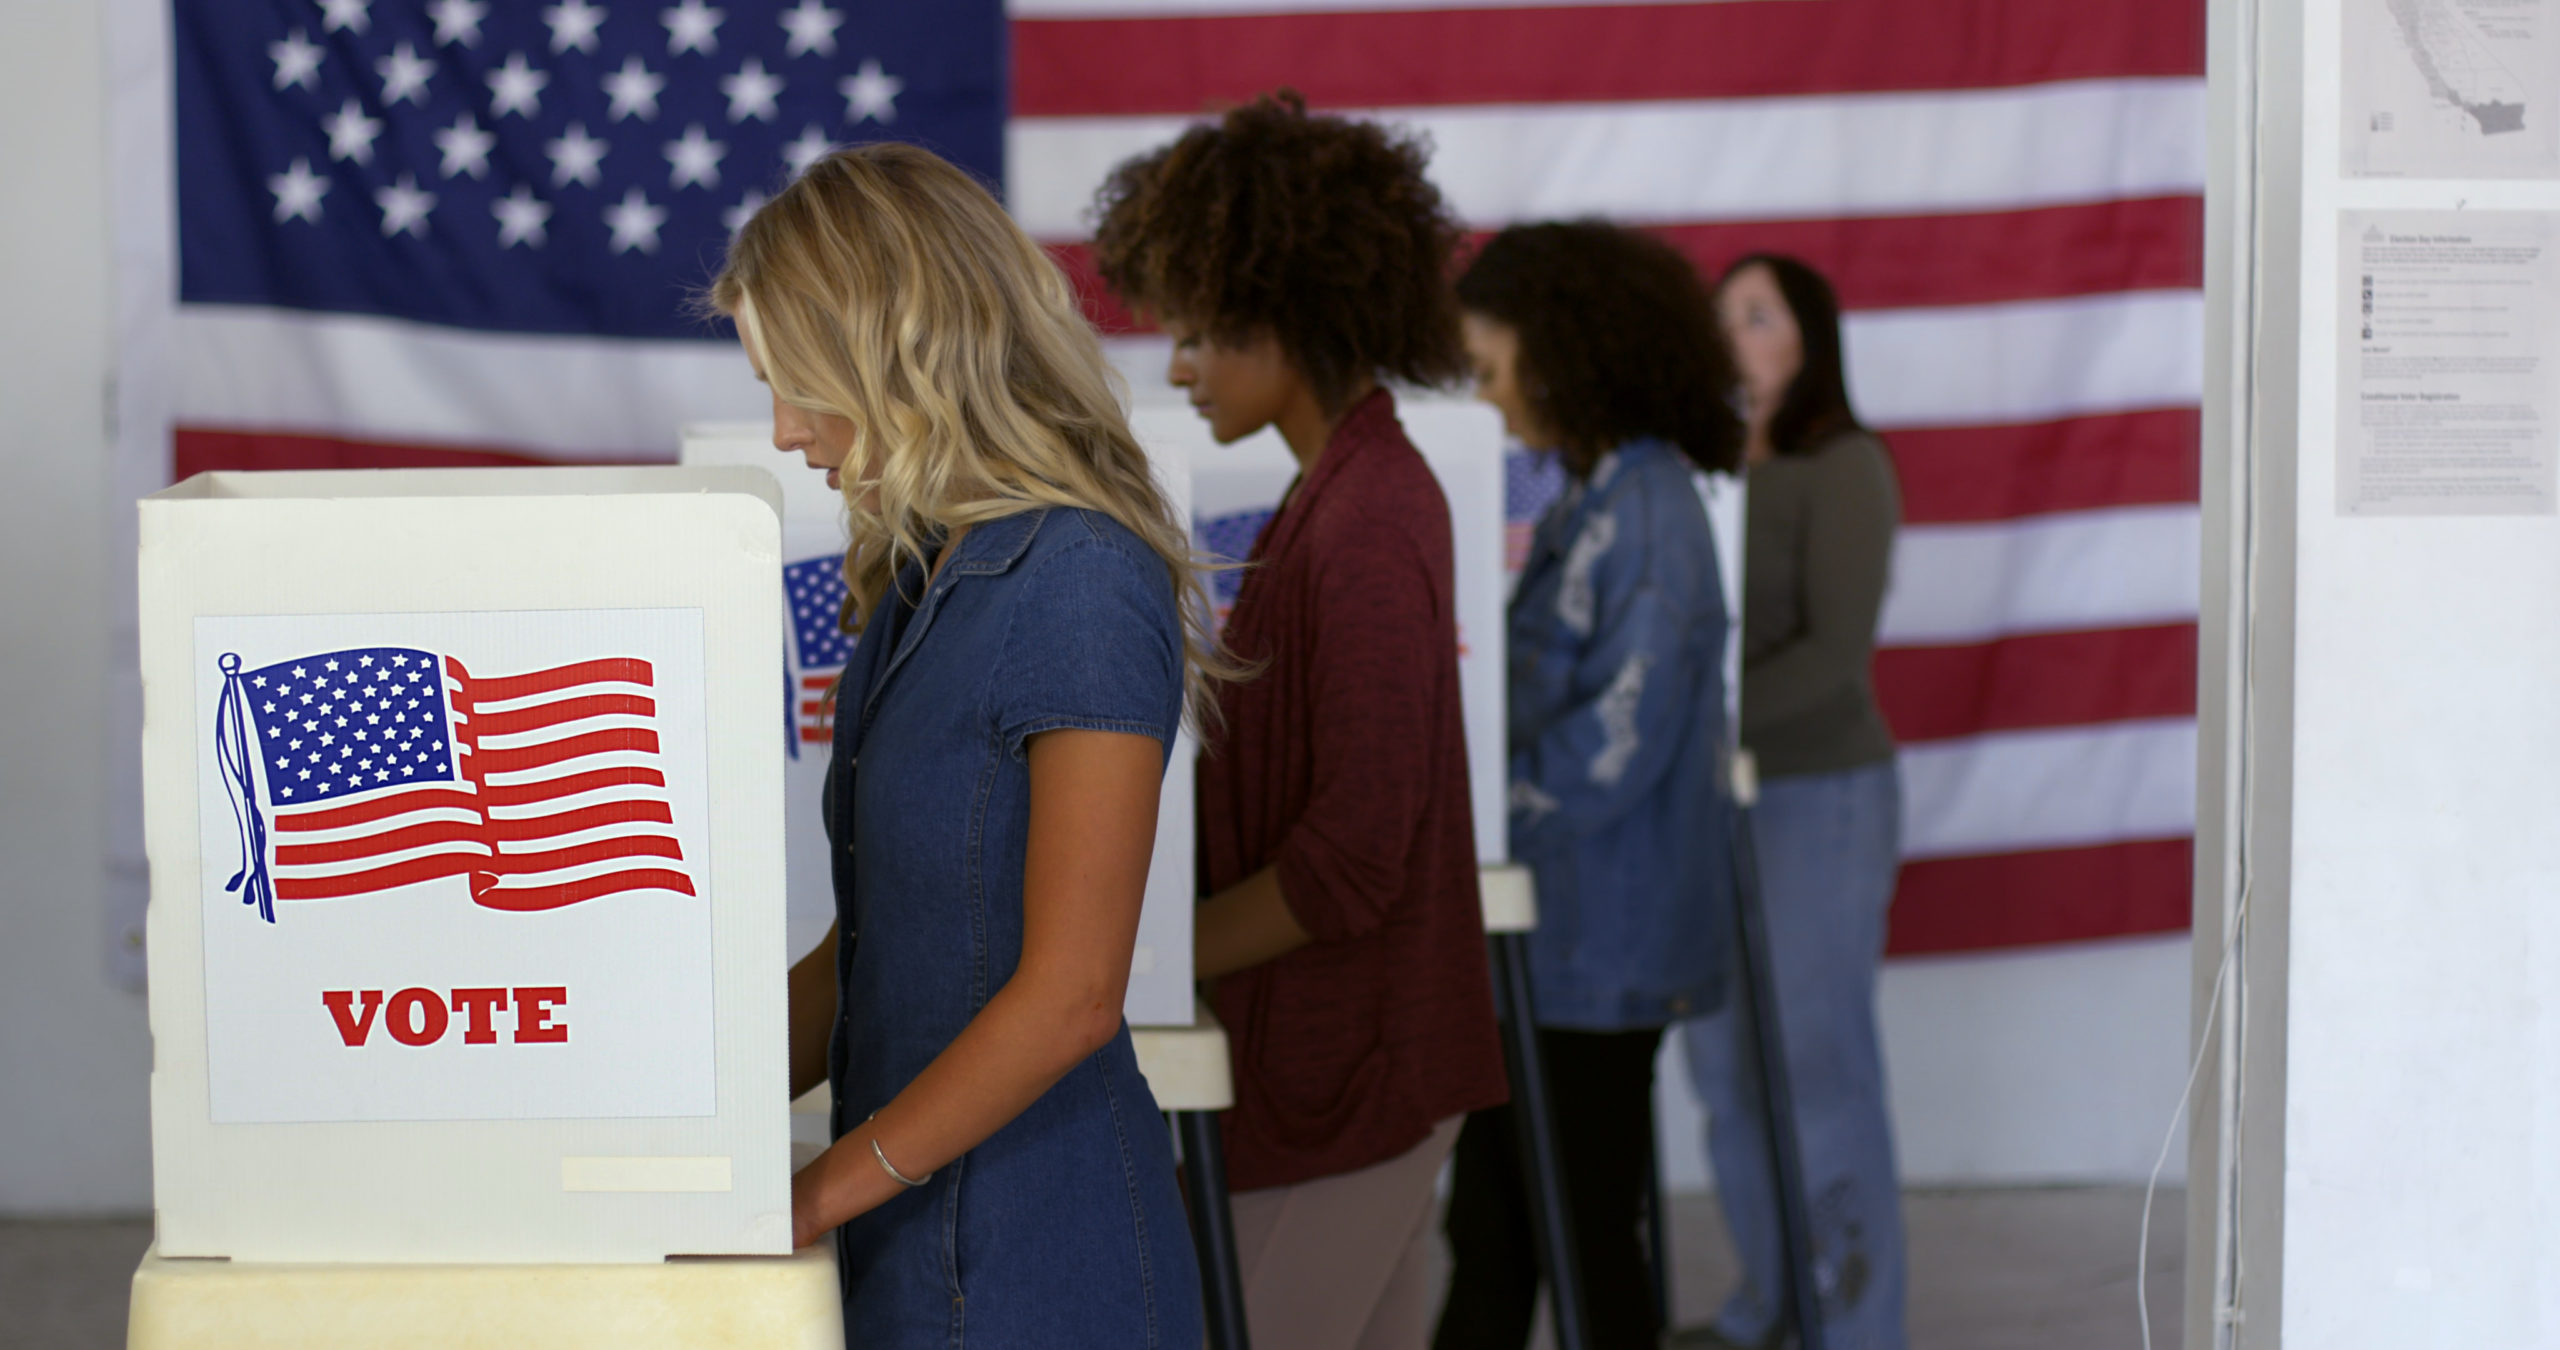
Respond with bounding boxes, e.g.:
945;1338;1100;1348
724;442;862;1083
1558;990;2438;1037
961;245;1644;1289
1155;396;1513;865
678;426;1200;1027
139;467;792;1264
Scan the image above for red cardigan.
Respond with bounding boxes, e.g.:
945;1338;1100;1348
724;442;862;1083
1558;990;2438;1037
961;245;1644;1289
1199;391;1509;1192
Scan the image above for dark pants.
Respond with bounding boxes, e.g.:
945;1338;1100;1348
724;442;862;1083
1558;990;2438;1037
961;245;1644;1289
1435;1025;1667;1350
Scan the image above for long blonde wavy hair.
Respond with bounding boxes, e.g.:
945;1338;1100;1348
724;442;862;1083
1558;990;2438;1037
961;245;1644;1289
711;142;1239;731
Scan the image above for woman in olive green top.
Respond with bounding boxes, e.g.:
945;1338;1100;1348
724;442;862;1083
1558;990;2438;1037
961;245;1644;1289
1679;255;1907;1350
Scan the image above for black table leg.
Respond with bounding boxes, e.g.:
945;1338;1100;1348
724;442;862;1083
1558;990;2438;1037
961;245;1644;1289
1489;932;1590;1350
1174;1109;1252;1350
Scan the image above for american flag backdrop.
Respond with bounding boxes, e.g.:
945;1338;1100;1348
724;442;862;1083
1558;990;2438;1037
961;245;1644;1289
123;0;2204;955
213;646;695;921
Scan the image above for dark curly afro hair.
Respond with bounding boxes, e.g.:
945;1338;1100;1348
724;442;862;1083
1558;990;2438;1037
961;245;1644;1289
1089;90;1467;413
1456;221;1743;478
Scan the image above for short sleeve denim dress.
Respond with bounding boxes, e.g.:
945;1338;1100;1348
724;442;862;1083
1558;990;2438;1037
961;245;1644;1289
820;507;1203;1348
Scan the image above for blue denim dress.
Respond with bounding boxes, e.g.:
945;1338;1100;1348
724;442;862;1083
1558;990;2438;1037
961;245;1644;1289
820;507;1203;1348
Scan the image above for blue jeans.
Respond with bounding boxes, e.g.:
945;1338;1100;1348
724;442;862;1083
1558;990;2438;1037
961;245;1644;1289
1682;760;1904;1350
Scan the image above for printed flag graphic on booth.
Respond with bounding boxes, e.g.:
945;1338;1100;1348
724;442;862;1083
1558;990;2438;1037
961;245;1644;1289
190;609;720;1124
783;555;852;754
214;646;696;921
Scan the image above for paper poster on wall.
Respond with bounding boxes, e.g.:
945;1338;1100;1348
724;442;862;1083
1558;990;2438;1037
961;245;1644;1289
192;607;717;1124
2344;0;2560;177
2339;210;2560;515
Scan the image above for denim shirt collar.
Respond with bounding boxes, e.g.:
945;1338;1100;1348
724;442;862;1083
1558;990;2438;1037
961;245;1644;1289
860;508;1051;738
941;508;1047;578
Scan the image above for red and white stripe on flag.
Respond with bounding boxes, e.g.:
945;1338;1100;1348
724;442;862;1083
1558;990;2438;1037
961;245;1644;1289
1009;0;2204;956
157;0;2203;955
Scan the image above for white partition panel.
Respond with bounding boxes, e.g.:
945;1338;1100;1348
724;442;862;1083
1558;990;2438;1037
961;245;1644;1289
140;466;790;1262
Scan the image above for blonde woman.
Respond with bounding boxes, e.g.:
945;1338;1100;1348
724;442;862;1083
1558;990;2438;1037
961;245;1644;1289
716;143;1221;1347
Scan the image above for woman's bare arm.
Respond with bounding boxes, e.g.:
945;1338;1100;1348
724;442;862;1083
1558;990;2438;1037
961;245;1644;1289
1196;866;1312;981
787;729;1160;1247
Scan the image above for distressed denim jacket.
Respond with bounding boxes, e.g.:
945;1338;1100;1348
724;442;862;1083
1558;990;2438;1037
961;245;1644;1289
1507;440;1736;1030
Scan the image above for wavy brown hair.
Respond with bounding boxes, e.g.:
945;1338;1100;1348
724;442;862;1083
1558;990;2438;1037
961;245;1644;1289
1455;221;1743;480
712;142;1242;731
1089;90;1467;411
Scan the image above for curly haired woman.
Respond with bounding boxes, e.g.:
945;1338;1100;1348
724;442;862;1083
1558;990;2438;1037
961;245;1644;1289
1436;221;1743;1350
1093;92;1508;1350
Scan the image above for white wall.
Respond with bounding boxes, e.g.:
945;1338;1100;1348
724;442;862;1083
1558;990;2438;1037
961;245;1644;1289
0;0;155;1214
2264;1;2560;1341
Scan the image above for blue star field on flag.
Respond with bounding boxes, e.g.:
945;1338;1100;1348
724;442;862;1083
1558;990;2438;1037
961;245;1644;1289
240;647;456;804
1195;507;1274;609
175;0;1006;340
784;552;852;670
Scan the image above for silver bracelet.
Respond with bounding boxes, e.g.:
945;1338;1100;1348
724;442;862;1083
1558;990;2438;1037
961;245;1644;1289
865;1112;931;1188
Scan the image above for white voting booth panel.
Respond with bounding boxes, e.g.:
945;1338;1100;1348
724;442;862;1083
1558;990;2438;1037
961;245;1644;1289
139;467;791;1263
679;425;1199;1027
1147;396;1512;865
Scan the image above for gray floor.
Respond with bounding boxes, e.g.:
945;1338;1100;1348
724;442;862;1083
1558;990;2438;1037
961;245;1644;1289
1;1188;2181;1350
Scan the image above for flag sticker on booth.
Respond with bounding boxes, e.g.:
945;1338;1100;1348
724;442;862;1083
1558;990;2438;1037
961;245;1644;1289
192;608;718;1125
213;646;697;921
783;554;850;755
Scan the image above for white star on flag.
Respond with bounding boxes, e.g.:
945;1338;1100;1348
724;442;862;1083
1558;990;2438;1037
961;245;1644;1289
376;174;436;237
319;0;370;35
546;121;608;187
323;99;384;164
840;59;901;124
269;30;323;91
492;184;552;248
722;55;784;122
778;0;842;58
542;0;606;55
604;186;668;254
663;0;724;55
723;190;767;235
377;41;434;106
665;123;727;190
604;55;666;121
782;123;832;177
268;158;328;224
427;0;487;47
433;112;495;178
486;52;548;119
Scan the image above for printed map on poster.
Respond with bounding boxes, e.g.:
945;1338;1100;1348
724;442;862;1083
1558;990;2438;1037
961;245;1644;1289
192;607;717;1124
2347;0;2560;177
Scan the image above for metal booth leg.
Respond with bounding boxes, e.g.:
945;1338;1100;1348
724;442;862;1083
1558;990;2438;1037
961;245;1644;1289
1729;805;1827;1350
1489;931;1591;1350
1175;1108;1252;1350
1646;1122;1672;1334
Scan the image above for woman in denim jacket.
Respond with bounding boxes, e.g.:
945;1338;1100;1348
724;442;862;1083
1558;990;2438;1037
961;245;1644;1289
1436;222;1743;1350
